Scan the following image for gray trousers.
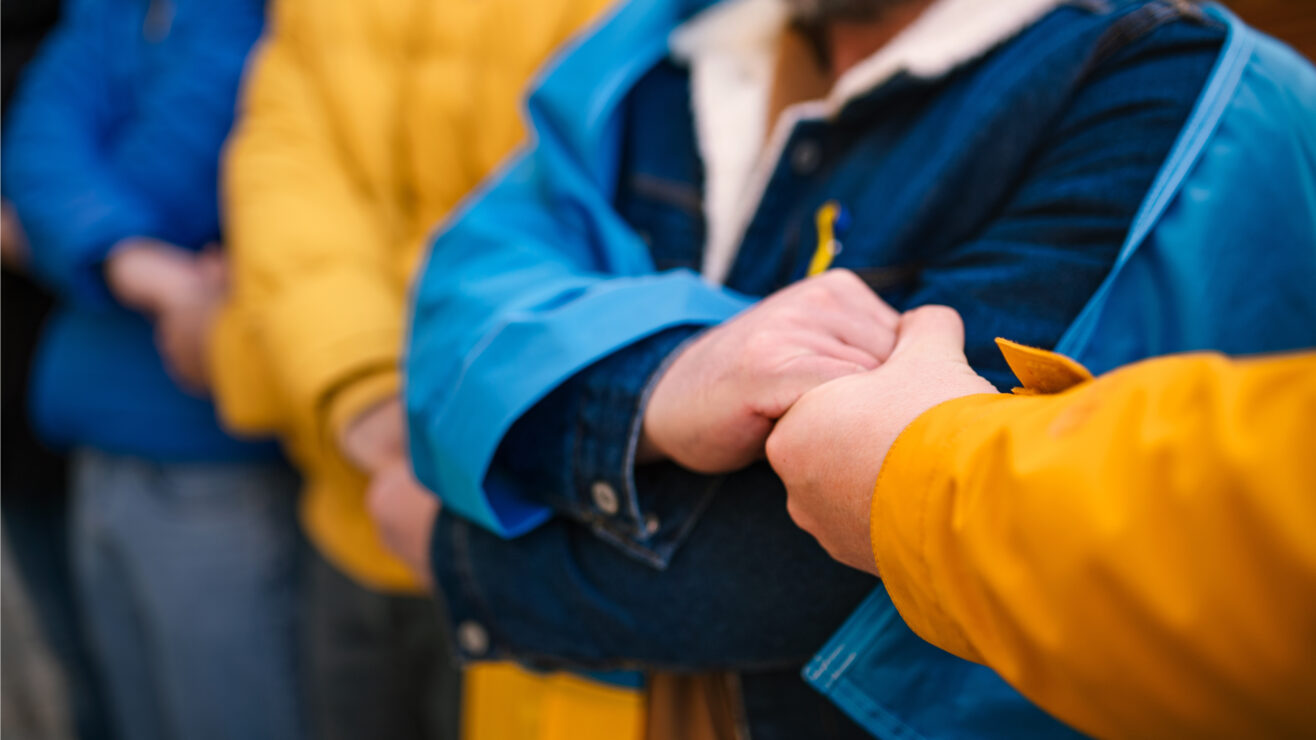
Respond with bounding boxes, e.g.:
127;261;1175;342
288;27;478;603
71;450;304;740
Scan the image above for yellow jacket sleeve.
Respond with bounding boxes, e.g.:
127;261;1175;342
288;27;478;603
214;0;405;440
873;347;1316;739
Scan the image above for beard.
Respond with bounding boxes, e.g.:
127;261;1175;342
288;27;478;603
785;0;911;23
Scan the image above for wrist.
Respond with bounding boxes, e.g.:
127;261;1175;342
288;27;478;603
338;396;406;474
633;328;709;467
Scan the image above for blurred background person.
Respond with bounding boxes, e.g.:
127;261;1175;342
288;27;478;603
3;1;116;738
209;0;645;737
767;306;1316;738
0;1;304;739
2;532;75;740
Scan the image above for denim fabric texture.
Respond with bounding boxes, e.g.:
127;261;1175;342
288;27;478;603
425;0;1225;736
70;450;304;740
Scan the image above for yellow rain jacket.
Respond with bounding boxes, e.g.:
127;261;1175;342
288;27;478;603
211;0;641;736
874;344;1316;739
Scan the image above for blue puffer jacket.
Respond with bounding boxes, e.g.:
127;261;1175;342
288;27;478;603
2;0;273;461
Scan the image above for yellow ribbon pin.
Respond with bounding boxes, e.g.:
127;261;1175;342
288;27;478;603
808;201;845;277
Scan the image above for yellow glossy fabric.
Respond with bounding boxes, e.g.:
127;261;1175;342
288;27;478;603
463;664;646;740
873;343;1316;739
210;0;642;737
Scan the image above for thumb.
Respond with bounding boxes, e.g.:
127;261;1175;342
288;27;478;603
890;305;968;364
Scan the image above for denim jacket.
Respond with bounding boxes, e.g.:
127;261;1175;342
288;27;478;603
410;1;1227;736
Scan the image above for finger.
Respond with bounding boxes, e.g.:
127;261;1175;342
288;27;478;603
760;355;868;418
796;333;882;370
890;305;968;363
816;269;900;329
800;306;897;364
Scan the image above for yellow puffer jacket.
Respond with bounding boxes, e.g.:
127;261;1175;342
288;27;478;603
215;0;613;594
874;344;1316;739
211;0;641;737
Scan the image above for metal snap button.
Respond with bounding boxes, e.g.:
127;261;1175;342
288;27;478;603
791;139;822;175
591;481;620;516
457;621;490;657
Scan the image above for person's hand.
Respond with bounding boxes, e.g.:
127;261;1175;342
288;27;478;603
156;248;226;392
367;458;441;587
105;238;203;312
338;397;407;474
105;239;228;393
765;305;997;574
341;397;441;585
640;269;899;474
1;201;29;270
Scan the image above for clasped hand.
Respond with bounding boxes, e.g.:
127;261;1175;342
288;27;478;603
642;271;997;575
105;238;228;393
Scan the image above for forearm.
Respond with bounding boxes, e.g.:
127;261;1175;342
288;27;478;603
874;351;1316;739
433;461;876;670
492;325;718;563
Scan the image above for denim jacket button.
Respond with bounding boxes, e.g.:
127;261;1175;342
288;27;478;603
457;621;490;657
644;513;660;536
591;481;620;515
791;139;822;174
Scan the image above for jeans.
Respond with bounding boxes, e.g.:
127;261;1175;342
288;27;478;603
70;450;304;740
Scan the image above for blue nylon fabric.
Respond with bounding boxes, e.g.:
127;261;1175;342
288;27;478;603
1055;5;1316;365
405;0;749;536
809;8;1316;739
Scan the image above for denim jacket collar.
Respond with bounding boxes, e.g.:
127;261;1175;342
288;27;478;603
671;0;1063;283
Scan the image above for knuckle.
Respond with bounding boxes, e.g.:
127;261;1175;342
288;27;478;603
823;268;863;292
785;497;814;533
742;328;780;363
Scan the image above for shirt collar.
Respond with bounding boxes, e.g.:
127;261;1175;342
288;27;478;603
672;0;1063;111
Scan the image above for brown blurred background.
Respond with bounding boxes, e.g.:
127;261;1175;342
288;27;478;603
1231;0;1316;60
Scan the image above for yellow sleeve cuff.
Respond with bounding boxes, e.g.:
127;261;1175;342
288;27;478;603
995;339;1094;395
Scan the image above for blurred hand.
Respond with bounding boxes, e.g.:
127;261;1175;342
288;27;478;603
105;239;228;393
640;269;899;474
105;238;202;312
1;201;28;271
1;201;29;270
338;397;407;474
343;397;440;585
366;458;440;587
766;306;997;574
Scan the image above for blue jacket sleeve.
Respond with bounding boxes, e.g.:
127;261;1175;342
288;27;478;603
405;0;751;539
1;0;264;308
